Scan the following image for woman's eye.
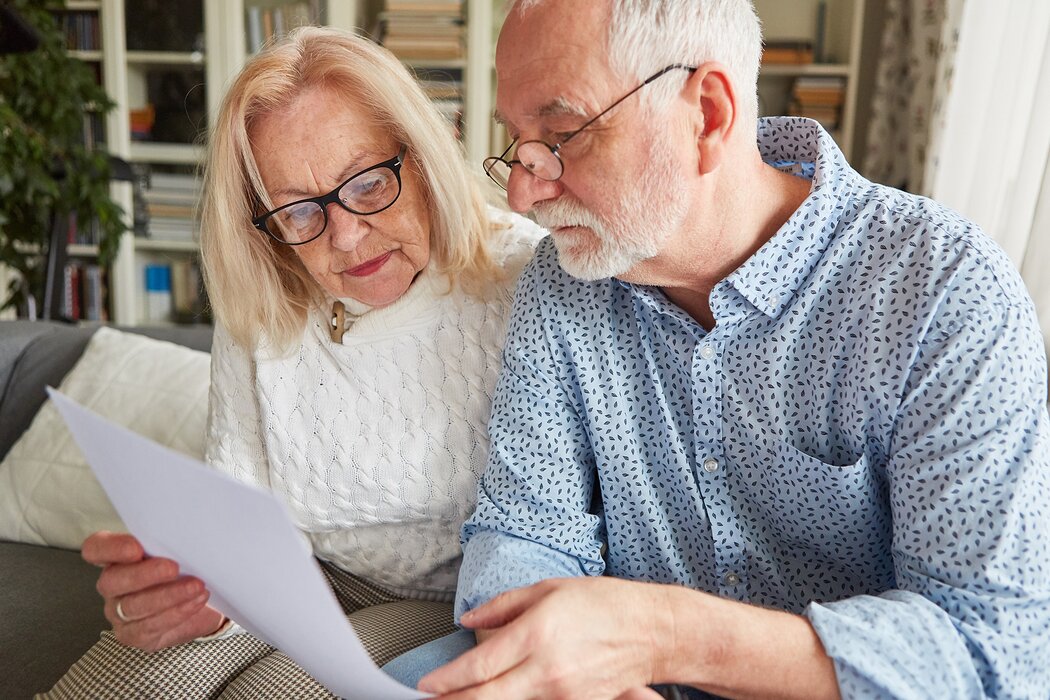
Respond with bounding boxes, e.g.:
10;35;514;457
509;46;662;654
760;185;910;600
286;204;317;225
355;175;385;194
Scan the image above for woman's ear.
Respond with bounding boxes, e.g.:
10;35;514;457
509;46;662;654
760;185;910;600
684;62;736;176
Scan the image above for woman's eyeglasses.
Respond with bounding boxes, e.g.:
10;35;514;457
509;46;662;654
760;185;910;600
252;145;407;245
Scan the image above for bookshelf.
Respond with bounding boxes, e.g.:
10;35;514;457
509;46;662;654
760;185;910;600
42;0;111;323
753;0;870;161
64;0;500;326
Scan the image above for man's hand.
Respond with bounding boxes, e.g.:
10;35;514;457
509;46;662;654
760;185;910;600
83;531;226;651
418;577;673;699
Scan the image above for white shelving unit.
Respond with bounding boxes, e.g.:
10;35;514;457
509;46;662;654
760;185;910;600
753;0;867;160
77;0;500;325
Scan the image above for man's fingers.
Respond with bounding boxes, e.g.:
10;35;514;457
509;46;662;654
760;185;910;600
421;657;535;700
460;581;551;630
81;531;144;567
418;615;539;694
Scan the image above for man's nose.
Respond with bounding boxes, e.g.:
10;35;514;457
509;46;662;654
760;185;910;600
326;204;369;251
506;166;563;214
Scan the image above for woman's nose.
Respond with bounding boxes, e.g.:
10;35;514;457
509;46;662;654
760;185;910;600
325;204;369;251
506;166;563;214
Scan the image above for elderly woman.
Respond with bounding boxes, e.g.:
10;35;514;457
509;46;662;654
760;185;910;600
42;26;543;699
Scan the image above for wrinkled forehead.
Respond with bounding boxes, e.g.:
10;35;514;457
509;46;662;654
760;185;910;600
494;0;619;128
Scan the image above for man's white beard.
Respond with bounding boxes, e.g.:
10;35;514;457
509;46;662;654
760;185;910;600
534;132;688;281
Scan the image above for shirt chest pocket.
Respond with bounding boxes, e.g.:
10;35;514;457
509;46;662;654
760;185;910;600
758;440;889;561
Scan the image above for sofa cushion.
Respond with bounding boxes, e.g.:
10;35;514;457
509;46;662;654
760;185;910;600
0;322;97;461
0;327;211;550
0;541;109;698
0;322;214;462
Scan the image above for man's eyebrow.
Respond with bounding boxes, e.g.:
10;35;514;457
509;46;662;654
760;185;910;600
492;98;590;128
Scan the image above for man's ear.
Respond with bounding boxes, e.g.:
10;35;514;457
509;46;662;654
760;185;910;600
683;62;736;176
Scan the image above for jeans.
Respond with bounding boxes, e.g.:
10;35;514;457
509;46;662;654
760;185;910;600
382;629;716;699
381;629;477;688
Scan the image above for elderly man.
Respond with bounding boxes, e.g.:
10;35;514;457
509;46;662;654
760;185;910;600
385;1;1050;697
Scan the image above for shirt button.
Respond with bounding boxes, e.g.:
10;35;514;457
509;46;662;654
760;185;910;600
702;457;720;473
724;572;741;586
767;295;778;308
699;344;715;359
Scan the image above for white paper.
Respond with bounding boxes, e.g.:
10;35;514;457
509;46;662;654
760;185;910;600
48;388;430;700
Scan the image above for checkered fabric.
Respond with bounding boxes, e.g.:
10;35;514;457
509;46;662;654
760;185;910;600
38;561;455;699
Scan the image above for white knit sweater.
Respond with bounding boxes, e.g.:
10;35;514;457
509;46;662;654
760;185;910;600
204;211;545;600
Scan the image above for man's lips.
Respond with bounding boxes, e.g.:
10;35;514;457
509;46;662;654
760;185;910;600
344;251;393;277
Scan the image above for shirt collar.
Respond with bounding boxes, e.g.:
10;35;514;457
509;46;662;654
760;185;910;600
718;117;862;320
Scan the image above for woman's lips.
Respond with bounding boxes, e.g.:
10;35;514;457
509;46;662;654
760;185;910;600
345;251;393;277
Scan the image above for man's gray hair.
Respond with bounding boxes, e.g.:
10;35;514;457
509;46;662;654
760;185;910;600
507;0;763;121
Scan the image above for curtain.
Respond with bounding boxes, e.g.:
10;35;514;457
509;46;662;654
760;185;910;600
866;1;1050;351
924;1;1050;350
862;0;957;191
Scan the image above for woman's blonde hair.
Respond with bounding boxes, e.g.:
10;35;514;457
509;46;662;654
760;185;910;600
199;26;496;350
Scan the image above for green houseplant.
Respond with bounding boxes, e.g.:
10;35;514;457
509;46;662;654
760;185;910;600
0;0;125;316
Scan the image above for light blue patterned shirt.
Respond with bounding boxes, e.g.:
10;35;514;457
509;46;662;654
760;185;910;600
458;118;1050;698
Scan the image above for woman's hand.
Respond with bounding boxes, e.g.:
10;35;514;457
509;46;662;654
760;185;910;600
82;531;226;651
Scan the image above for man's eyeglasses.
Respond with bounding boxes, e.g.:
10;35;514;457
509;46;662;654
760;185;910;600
482;64;696;191
253;145;407;245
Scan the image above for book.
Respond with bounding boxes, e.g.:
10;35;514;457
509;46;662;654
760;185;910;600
792;76;846;107
246;6;264;53
762;40;814;65
383;37;464;60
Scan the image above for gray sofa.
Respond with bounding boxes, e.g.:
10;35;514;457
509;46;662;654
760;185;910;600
0;320;213;699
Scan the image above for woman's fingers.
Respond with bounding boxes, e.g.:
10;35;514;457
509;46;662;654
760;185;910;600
81;531;144;567
84;531;223;652
110;594;217;651
103;574;206;624
96;556;186;600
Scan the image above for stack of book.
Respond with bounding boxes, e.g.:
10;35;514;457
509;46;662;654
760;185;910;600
65;212;102;246
57;10;101;51
761;40;814;66
129;104;155;142
62;262;107;322
380;1;465;61
788;76;846;131
141;172;201;241
245;1;323;54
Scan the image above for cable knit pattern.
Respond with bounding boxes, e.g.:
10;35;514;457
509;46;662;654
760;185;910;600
205;210;546;600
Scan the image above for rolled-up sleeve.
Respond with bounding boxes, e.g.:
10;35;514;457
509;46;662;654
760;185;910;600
456;258;606;621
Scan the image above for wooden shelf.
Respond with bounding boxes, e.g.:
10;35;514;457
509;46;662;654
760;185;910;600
67;244;101;257
68;49;103;62
126;51;206;66
135;239;199;253
128;142;205;165
403;58;467;70
760;63;852;78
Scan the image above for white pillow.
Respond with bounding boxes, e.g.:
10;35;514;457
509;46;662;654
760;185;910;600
0;327;210;550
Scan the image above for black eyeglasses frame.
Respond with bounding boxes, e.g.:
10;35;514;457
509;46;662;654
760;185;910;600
252;145;407;246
